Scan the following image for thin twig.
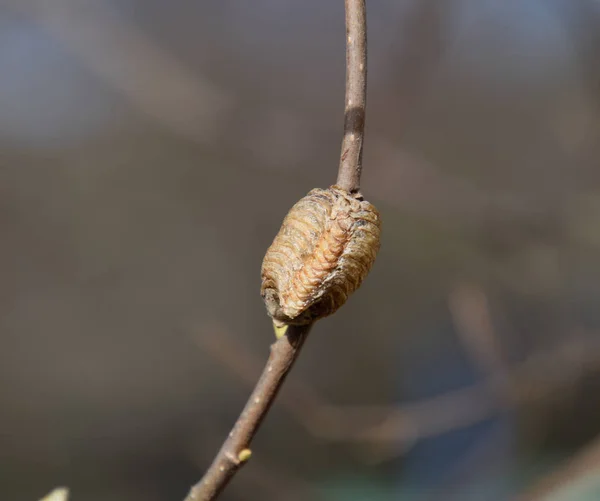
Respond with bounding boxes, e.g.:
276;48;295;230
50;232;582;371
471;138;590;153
337;0;368;193
198;327;327;423
200;325;600;451
185;2;369;498
184;324;312;501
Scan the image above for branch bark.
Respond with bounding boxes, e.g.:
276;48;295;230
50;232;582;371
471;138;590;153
185;2;368;499
184;324;312;501
337;0;368;193
199;325;600;453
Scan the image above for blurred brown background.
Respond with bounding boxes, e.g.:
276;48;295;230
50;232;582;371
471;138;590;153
0;1;599;500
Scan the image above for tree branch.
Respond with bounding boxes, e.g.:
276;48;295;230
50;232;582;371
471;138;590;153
184;324;312;501
199;324;600;457
185;2;369;499
337;0;368;193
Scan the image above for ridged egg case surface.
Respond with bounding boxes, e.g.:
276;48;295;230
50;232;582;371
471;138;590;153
261;185;381;325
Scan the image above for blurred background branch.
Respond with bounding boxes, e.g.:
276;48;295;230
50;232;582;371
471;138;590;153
515;435;600;501
196;318;600;450
39;489;69;501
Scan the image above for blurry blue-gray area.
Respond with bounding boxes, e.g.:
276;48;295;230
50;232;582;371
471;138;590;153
0;0;599;501
544;476;600;501
0;17;117;147
394;314;515;501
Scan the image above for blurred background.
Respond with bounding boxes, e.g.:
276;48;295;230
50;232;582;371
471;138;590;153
0;0;599;500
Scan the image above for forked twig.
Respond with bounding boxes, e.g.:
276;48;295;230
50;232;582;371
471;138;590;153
184;2;369;499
